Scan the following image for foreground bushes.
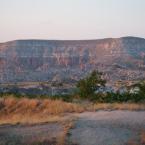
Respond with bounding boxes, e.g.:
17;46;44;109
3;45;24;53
90;92;145;103
0;91;145;103
0;92;74;102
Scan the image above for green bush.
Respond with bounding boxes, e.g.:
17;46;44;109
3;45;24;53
76;70;106;99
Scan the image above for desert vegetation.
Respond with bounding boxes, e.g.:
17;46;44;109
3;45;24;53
76;70;145;103
76;70;106;98
0;96;84;125
0;71;145;145
0;95;145;125
1;70;145;103
0;70;145;125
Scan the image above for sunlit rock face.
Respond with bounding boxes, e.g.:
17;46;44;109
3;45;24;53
0;37;145;83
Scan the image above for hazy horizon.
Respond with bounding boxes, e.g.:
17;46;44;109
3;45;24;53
1;36;145;44
0;0;145;42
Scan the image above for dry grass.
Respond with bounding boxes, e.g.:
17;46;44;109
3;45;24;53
0;97;145;145
0;96;78;144
93;103;145;111
0;97;84;125
0;96;145;125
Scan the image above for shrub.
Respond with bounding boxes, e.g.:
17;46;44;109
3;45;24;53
76;70;106;99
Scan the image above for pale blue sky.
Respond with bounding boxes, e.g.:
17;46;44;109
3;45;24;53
0;0;145;42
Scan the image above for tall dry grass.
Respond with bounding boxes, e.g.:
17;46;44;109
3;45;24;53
0;97;84;124
0;96;145;125
92;103;145;111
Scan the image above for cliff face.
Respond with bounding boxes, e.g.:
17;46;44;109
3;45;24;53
0;37;145;83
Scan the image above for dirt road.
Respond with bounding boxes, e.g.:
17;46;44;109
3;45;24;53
0;123;63;145
0;111;145;145
68;111;145;145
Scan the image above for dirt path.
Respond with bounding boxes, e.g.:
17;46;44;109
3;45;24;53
0;111;145;145
68;111;145;145
0;123;63;145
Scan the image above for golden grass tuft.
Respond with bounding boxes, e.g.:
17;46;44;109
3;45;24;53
0;96;145;125
0;97;84;125
93;103;145;111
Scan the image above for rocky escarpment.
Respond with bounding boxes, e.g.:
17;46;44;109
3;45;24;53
0;37;145;85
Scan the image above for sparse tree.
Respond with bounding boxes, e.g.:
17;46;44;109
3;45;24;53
126;81;145;102
76;70;106;98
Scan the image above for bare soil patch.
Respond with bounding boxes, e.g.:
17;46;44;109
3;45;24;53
68;111;145;145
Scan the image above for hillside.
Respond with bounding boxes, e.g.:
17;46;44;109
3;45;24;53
0;37;145;90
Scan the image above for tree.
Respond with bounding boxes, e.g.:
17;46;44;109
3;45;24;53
134;81;145;93
76;70;106;98
130;81;145;102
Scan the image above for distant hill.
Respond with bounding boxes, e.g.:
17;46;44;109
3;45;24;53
0;36;145;84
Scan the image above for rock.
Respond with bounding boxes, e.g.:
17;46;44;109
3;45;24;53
0;37;145;84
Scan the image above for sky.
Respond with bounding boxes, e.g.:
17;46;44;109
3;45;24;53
0;0;145;42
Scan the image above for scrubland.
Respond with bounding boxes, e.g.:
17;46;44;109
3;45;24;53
0;95;145;145
0;95;145;125
0;96;84;125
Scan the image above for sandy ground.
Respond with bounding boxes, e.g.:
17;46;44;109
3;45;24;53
68;111;145;145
